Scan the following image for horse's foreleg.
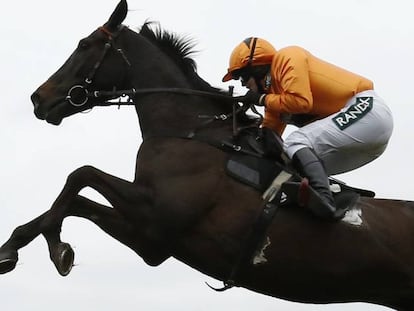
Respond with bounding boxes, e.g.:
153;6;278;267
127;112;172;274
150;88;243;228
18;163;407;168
68;195;170;266
40;165;162;275
0;165;143;275
0;207;75;275
45;199;168;275
0;210;51;274
42;166;144;276
70;195;136;246
42;194;138;276
0;166;88;275
0;193;138;276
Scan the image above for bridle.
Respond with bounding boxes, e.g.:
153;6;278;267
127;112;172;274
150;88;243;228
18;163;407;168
65;25;132;107
65;25;245;108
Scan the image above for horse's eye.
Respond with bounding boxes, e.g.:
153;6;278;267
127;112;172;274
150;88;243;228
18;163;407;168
78;40;89;50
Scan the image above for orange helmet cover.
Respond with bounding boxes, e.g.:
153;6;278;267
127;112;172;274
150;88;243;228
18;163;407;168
222;37;276;82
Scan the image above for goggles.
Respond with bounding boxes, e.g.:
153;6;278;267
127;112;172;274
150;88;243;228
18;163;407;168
232;70;251;84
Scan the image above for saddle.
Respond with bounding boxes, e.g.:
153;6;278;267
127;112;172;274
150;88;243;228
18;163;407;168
223;127;375;216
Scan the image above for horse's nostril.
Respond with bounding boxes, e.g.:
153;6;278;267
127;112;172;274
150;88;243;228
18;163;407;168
31;92;45;119
31;92;40;106
33;102;40;113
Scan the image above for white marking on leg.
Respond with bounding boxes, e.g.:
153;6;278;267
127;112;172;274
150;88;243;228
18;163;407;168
253;237;271;265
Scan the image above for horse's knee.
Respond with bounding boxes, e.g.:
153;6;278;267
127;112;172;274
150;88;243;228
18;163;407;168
66;165;97;186
10;225;27;240
69;165;97;178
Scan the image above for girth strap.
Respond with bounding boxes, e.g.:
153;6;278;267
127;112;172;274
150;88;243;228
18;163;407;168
207;193;282;291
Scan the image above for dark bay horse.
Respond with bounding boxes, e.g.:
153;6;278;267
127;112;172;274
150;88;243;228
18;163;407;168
1;1;414;309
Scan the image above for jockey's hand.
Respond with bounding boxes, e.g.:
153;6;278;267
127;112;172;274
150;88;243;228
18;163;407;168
242;90;266;106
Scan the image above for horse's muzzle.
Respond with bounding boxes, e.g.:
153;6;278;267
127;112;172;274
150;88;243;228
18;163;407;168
31;91;46;120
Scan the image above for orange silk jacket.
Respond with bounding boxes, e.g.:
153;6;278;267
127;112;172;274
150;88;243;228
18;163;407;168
261;46;374;135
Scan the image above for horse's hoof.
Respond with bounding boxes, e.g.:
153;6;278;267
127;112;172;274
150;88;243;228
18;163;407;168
0;250;18;274
52;243;74;277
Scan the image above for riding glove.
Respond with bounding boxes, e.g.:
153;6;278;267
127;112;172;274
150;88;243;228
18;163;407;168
242;90;267;107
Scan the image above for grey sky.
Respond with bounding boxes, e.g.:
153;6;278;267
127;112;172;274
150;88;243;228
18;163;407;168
0;0;413;310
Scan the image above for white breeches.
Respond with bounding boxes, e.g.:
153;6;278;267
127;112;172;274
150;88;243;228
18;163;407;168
284;90;394;175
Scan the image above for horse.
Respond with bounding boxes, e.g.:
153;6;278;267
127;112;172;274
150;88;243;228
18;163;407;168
1;0;414;309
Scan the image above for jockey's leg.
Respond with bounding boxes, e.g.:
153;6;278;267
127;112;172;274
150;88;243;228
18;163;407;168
292;147;345;220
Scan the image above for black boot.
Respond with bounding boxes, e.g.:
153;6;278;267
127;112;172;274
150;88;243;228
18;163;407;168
292;148;345;220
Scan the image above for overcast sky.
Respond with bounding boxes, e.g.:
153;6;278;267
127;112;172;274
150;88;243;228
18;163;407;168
0;0;413;310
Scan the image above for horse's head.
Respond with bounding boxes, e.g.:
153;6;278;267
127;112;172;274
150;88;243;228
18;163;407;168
31;0;233;132
31;0;130;125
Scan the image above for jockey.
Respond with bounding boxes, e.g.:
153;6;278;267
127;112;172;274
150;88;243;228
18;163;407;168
222;37;394;220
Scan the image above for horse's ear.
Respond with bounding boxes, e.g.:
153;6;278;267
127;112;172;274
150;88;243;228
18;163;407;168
106;0;128;31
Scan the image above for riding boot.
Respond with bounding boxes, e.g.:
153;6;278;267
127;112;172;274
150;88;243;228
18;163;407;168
292;148;345;220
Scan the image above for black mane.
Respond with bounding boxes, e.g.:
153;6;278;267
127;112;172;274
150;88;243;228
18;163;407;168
139;22;220;92
139;22;197;73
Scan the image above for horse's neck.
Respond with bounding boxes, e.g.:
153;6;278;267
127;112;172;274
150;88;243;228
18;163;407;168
135;91;230;141
124;33;230;140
